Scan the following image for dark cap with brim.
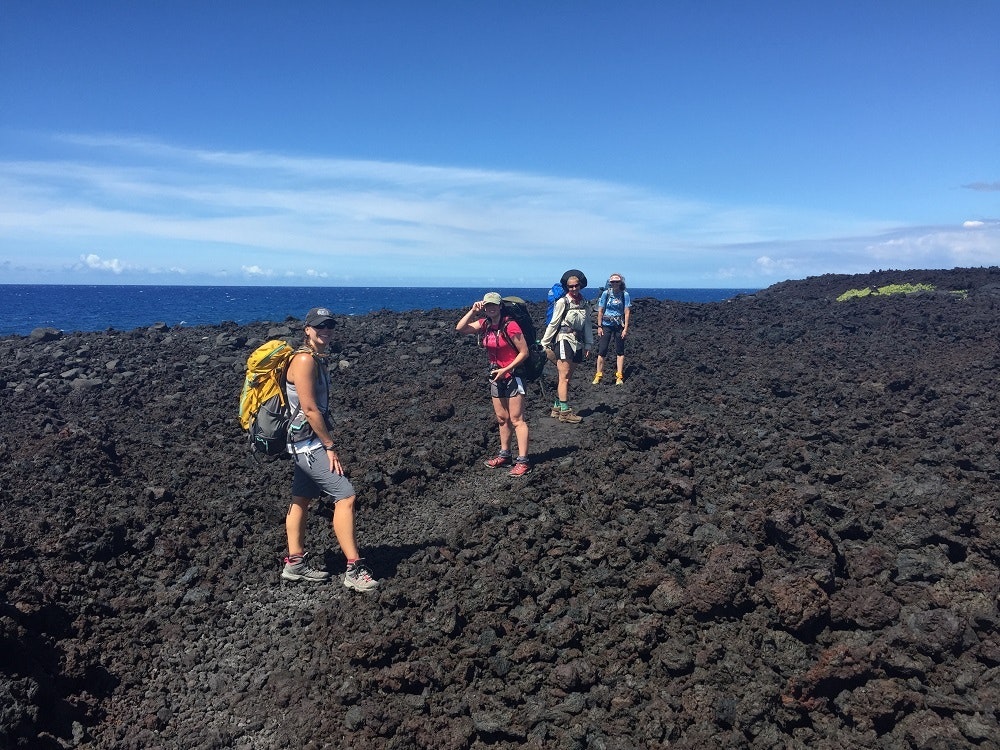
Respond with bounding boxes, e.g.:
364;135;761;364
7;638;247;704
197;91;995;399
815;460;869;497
305;307;335;327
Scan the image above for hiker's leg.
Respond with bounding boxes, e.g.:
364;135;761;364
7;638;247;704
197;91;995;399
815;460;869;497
492;396;513;452
332;495;360;561
296;447;360;562
286;496;311;556
616;330;626;377
557;358;572;402
596;329;611;374
507;393;529;458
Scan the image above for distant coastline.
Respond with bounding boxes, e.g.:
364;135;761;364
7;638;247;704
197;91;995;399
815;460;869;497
0;284;759;336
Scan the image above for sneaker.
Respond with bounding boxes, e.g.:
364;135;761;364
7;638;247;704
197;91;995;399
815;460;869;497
281;553;330;582
344;559;379;592
592;372;603;385
615;372;624;386
558;408;582;423
509;460;530;477
484;453;512;468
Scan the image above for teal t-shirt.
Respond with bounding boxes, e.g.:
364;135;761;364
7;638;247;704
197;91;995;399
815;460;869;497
599;289;631;326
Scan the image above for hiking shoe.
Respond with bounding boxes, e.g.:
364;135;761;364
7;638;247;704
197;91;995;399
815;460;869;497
509;460;530;477
344;559;379;592
558;408;582;423
615;372;624;386
484;453;512;468
550;406;561;418
592;372;603;385
281;553;330;582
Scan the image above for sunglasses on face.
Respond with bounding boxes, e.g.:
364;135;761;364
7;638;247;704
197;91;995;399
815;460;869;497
609;280;622;285
312;322;335;330
567;284;581;289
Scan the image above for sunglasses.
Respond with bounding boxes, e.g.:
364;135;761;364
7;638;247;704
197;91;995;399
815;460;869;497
567;284;581;290
312;322;335;330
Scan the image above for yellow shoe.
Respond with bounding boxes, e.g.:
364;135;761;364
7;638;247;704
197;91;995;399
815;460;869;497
592;372;603;385
615;372;624;386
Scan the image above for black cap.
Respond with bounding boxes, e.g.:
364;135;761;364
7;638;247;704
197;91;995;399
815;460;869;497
304;307;335;327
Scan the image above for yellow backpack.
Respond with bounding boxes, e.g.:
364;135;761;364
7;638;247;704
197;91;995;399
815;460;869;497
238;340;296;456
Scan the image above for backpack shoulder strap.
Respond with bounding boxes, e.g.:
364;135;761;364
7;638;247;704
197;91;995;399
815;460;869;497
555;297;570;327
499;316;520;349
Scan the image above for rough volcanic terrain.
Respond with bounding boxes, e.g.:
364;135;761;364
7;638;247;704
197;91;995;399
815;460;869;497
2;268;999;749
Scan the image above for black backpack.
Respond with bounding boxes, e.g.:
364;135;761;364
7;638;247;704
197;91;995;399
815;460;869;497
496;296;547;382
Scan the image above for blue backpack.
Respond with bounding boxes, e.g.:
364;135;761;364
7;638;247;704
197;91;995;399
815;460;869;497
544;282;564;326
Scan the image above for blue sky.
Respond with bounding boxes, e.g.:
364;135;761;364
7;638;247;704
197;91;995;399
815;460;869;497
1;1;997;288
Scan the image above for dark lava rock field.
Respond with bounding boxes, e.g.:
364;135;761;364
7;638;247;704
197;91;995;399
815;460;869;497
2;268;999;749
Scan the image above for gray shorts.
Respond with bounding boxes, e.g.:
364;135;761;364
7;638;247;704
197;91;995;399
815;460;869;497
290;447;356;501
490;375;525;399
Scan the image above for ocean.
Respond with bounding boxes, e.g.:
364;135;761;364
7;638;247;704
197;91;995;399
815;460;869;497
0;284;759;336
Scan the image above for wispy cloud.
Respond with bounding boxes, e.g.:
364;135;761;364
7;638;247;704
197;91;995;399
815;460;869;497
1;133;998;286
963;182;1000;192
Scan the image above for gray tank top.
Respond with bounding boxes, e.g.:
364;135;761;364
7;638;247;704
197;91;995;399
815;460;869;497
285;351;331;445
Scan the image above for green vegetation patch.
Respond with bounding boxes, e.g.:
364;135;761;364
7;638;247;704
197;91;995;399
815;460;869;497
836;282;936;302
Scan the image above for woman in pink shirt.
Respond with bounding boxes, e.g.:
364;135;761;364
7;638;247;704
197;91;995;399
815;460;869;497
456;292;531;477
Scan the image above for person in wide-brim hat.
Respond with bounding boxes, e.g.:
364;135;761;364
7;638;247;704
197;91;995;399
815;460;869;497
540;270;594;423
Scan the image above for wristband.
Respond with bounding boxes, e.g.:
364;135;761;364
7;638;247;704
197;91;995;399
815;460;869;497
324;445;336;452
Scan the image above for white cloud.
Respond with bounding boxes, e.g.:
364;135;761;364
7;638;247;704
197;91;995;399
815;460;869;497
755;255;797;273
74;252;188;277
241;265;273;277
82;253;127;273
1;134;998;287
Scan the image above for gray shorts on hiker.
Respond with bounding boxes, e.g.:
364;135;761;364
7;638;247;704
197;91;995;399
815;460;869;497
290;445;355;501
490;375;525;399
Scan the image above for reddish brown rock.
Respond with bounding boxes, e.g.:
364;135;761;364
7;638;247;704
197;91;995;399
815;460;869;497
3;268;1000;747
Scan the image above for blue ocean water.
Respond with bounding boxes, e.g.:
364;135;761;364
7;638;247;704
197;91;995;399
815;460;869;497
0;285;759;336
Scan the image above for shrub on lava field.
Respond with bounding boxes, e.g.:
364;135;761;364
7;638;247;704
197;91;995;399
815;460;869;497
836;283;936;302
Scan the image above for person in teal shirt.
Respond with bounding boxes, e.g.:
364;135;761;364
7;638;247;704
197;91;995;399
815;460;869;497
593;273;632;386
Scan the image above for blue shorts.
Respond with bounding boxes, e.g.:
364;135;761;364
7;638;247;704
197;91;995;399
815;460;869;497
290;446;356;501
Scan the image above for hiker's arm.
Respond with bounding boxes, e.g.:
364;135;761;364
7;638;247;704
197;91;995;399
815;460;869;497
289;353;344;473
456;301;485;334
622;302;631;338
288;353;335;447
539;298;566;349
583;302;595;350
596;296;605;336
